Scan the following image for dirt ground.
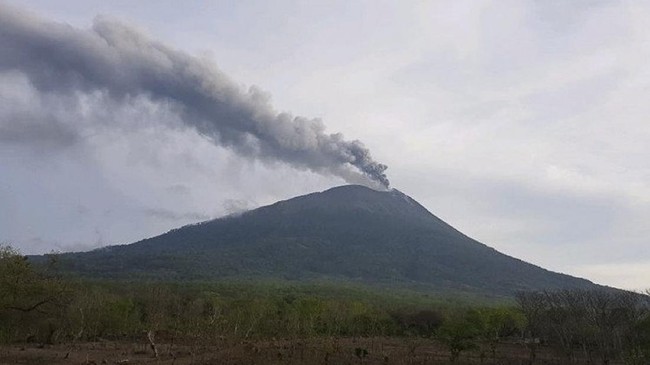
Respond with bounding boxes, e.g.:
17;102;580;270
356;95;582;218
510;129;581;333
0;337;612;365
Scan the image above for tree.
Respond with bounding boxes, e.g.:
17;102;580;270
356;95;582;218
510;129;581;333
0;245;68;343
516;291;547;364
437;310;483;362
0;245;66;313
481;307;525;362
391;309;444;337
517;289;650;365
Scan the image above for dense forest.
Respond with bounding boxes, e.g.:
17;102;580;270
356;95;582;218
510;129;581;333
1;245;649;364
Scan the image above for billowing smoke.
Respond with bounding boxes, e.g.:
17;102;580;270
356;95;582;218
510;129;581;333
0;4;389;188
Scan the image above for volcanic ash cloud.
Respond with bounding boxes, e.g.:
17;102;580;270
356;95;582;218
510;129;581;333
0;4;389;188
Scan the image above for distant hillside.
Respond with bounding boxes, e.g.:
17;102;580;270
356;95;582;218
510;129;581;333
49;185;598;296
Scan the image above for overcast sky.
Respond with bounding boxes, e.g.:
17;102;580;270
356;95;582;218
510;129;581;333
1;0;648;290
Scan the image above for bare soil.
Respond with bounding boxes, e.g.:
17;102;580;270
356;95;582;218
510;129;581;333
0;337;616;365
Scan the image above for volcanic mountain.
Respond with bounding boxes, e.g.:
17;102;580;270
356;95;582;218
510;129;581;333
55;185;596;296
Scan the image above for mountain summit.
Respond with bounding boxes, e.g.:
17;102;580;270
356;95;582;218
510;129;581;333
57;185;596;296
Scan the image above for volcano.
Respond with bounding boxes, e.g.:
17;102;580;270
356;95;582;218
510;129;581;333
55;185;596;296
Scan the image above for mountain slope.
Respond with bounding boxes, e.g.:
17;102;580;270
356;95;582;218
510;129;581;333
55;185;597;295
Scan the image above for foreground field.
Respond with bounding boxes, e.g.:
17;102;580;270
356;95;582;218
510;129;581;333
0;337;611;365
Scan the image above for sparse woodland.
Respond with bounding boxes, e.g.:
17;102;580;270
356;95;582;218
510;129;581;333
1;244;649;365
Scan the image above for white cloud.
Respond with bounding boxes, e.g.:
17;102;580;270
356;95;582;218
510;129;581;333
574;262;650;291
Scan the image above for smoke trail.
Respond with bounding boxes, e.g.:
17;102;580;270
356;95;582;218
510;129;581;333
0;5;389;188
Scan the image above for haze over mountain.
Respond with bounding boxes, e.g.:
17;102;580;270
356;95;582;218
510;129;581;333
52;185;597;296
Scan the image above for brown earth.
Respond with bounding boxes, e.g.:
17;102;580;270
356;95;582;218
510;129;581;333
0;337;616;365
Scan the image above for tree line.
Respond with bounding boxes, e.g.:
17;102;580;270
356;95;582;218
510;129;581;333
1;245;649;364
517;289;650;364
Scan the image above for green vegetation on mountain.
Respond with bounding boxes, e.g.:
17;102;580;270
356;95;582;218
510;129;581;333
47;185;596;296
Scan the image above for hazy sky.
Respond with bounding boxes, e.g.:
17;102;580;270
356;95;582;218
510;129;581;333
1;0;648;290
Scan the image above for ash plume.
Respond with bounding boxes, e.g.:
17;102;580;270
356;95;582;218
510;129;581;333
0;4;389;188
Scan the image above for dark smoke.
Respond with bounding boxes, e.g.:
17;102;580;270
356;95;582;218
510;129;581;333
0;5;389;188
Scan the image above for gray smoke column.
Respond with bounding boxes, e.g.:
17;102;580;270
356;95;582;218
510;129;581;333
0;4;389;188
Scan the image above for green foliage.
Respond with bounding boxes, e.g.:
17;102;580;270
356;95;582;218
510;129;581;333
2;246;648;365
0;245;69;343
481;306;525;340
64;288;142;340
437;309;484;362
0;269;514;346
